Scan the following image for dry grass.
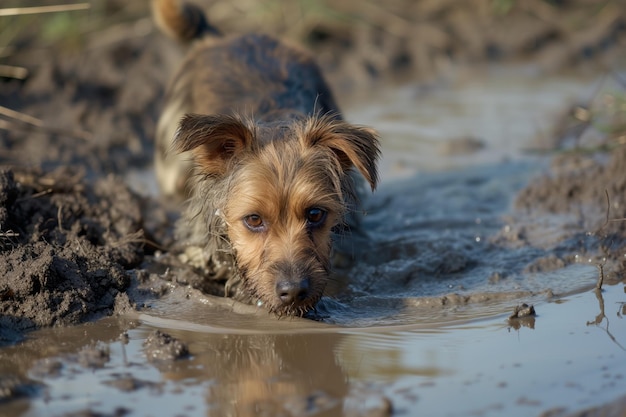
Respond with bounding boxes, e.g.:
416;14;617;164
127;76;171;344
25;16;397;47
0;3;90;17
0;1;148;58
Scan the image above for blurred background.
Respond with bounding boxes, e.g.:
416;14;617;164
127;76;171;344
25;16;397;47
0;0;625;175
2;0;625;85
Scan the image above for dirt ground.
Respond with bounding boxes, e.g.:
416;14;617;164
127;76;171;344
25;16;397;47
0;167;141;341
1;0;626;341
495;110;626;282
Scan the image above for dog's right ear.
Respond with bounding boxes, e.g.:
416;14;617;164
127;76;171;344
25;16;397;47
174;114;254;176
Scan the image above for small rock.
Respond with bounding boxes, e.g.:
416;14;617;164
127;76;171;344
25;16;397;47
143;330;189;362
509;303;536;319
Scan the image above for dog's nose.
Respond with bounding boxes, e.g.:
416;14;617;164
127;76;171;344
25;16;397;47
276;277;310;304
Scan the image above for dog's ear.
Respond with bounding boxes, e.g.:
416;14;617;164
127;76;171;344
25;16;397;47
174;114;254;176
303;116;381;191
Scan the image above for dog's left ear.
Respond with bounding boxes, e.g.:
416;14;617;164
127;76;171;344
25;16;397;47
303;116;381;191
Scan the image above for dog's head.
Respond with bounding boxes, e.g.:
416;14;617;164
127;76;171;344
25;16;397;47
174;113;380;315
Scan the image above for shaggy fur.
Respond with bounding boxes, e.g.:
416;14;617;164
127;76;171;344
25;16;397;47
153;0;380;315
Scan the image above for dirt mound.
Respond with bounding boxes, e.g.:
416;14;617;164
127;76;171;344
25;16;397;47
494;145;626;282
0;25;177;177
0;168;145;342
516;149;626;223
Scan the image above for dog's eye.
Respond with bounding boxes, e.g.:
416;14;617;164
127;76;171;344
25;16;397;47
243;214;266;232
305;207;327;227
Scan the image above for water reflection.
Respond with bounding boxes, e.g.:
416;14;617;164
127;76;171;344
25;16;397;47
508;316;536;331
155;331;347;416
3;284;626;417
586;287;626;352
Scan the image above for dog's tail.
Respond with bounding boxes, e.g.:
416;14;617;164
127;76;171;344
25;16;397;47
152;0;220;42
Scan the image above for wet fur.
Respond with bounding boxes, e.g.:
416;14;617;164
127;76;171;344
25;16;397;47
153;0;380;315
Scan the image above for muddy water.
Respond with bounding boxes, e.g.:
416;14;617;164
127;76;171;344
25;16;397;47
3;69;626;417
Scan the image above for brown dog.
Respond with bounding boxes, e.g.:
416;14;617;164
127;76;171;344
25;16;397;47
153;0;380;316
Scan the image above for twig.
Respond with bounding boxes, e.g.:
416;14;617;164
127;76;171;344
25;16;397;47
586;287;626;351
0;4;90;17
74;238;88;257
0;105;43;127
596;264;604;290
0;109;93;141
0;65;28;80
108;230;167;251
57;204;65;234
15;188;53;203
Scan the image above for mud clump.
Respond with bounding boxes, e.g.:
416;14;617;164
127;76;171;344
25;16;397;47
509;303;536;319
103;375;163;393
143;330;190;363
0;168;145;341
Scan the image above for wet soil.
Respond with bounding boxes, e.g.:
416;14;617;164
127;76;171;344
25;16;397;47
143;330;190;363
1;0;626;416
0;17;173;176
0;167;143;343
497;124;626;284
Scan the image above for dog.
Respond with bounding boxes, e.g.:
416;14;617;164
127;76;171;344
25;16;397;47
152;0;380;316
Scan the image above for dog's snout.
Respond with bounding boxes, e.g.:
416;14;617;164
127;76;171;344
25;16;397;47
276;277;310;304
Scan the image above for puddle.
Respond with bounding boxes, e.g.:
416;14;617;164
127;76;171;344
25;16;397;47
344;66;603;181
2;283;625;417
3;68;626;416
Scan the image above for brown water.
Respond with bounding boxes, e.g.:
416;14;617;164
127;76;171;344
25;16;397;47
2;282;624;417
2;68;626;417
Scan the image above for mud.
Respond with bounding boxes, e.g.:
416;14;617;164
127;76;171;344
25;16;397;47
541;394;626;417
496;145;626;284
0;3;180;341
0;19;175;177
143;330;189;363
0;168;146;344
0;1;626;416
